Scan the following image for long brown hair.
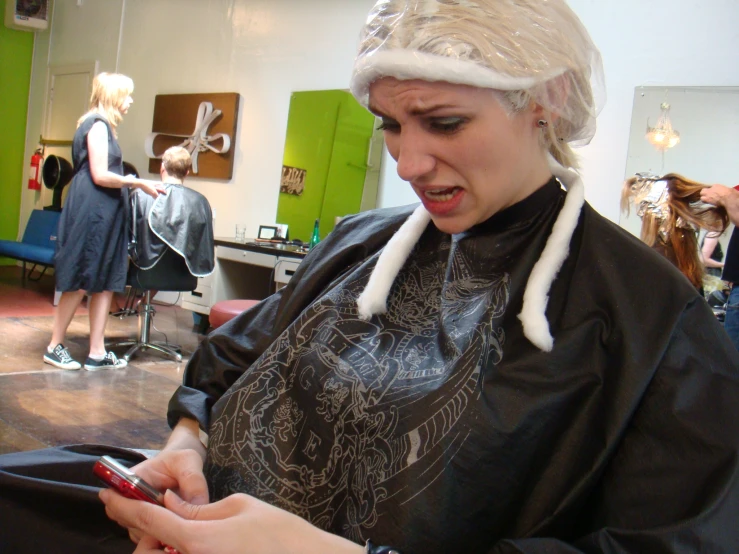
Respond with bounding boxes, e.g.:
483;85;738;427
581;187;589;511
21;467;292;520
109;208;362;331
622;173;728;288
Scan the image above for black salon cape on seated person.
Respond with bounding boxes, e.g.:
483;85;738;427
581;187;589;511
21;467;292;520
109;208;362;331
130;182;214;277
1;178;738;554
170;178;739;553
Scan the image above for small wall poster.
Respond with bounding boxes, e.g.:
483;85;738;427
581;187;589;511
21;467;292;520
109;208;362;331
280;165;307;196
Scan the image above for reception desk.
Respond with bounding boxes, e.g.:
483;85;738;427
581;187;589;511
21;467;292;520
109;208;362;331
181;238;307;317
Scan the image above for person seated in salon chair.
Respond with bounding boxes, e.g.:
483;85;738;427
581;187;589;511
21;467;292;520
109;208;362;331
2;1;739;553
129;146;214;280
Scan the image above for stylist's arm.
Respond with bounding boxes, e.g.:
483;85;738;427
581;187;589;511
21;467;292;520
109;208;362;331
87;119;165;198
100;488;364;554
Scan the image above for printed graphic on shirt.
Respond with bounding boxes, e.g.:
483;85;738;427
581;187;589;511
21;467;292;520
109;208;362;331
205;241;510;541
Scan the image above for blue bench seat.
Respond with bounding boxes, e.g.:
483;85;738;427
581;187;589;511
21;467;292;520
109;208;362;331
0;240;56;266
0;209;61;285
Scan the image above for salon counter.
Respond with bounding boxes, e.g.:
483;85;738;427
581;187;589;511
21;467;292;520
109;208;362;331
181;238;307;318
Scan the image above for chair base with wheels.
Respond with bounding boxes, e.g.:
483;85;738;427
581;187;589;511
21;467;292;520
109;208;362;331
114;290;183;362
112;249;197;363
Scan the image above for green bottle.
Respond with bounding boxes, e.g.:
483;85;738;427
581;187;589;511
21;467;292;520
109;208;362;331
309;218;321;249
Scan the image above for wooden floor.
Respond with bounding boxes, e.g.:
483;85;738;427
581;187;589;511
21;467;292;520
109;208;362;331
0;266;204;455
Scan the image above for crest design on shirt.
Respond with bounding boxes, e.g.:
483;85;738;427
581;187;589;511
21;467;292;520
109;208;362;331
206;241;510;541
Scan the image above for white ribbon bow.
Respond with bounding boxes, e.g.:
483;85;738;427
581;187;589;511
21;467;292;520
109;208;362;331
144;101;231;174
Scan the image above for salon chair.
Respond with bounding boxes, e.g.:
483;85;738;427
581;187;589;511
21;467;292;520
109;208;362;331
114;248;197;363
114;183;214;362
115;184;215;362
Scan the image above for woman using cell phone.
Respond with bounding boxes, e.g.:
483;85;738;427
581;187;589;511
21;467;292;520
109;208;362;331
1;1;739;553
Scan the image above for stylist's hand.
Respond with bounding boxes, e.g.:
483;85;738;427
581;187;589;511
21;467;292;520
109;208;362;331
100;490;364;554
121;449;209;545
701;184;733;207
137;180;168;199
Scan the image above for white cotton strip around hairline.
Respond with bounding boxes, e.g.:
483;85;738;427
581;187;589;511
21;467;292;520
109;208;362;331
356;205;432;320
350;49;567;106
354;156;584;353
517;154;585;351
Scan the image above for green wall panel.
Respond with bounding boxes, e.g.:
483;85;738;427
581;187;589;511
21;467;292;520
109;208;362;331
319;94;375;238
276;90;343;243
276;90;375;243
0;12;34;264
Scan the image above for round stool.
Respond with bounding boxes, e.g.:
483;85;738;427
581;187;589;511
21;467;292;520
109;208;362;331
209;299;261;329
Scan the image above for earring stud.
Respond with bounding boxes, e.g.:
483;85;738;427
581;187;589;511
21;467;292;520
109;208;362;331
537;119;548;128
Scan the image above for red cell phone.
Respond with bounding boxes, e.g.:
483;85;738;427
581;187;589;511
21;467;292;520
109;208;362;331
94;456;180;553
93;455;164;505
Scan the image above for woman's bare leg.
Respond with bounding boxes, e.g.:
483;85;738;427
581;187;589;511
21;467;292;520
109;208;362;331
88;291;114;357
48;290;87;349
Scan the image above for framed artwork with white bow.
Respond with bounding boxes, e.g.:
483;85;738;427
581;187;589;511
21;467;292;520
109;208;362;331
145;92;240;179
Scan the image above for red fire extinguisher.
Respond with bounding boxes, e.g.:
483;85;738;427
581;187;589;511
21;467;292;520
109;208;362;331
29;149;44;191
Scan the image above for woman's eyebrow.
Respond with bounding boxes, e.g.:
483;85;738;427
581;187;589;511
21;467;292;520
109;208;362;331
368;103;459;118
408;103;457;115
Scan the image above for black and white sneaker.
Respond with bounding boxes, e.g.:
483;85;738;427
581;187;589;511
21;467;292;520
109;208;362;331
84;351;128;371
44;344;82;370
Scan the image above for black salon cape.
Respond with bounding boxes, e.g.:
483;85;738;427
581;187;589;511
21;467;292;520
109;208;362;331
130;183;214;277
169;180;739;553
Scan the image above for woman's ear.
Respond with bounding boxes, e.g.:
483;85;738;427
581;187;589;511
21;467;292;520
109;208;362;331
531;103;549;125
542;73;572;125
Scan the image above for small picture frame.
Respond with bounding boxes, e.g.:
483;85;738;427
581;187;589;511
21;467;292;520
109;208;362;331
276;224;289;240
257;225;279;240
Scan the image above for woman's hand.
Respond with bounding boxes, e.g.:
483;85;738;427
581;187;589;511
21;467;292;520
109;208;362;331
700;184;733;207
118;448;209;545
100;489;364;554
131;449;209;505
130;177;167;199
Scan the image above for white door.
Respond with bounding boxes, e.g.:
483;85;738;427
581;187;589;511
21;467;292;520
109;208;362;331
45;63;97;141
42;63;97;207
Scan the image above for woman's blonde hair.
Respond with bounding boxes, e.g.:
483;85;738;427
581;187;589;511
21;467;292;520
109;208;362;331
350;0;605;170
162;146;192;180
77;72;134;132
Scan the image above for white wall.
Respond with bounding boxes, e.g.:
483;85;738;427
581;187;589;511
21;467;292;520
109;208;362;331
20;0;739;235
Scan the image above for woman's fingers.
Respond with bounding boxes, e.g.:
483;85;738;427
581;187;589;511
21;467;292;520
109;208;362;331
133;450;209;505
101;489;188;553
165;452;209;505
128;527;142;544
164;490;248;522
133;534;165;553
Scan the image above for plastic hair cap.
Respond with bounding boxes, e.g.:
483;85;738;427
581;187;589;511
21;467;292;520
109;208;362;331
352;0;601;352
350;0;605;146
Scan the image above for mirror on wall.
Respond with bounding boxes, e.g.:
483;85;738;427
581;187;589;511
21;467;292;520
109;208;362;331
275;89;384;243
620;86;739;253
